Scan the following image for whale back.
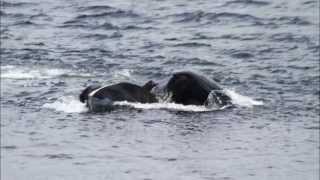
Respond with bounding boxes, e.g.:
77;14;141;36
80;82;158;112
92;82;157;103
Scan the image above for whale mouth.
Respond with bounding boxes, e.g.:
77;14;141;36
158;92;173;103
151;77;172;102
151;85;173;103
87;97;114;112
205;89;233;108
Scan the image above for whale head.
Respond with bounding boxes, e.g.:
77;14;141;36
79;85;101;103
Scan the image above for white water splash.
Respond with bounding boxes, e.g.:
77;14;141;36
43;96;87;113
225;89;263;107
114;89;263;112
43;89;263;114
1;65;91;79
114;101;221;112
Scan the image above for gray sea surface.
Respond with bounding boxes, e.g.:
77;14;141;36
1;0;319;179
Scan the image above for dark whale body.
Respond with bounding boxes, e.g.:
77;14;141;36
164;71;232;107
79;82;157;112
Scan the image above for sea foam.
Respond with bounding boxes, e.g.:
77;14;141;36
43;89;262;113
43;96;87;113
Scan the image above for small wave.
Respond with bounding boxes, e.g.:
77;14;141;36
78;5;115;12
308;45;320;53
287;65;313;70
12;20;38;27
0;12;29;18
171;11;261;24
30;13;52;21
44;153;73;160
80;33;110;40
77;5;140;18
2;1;36;7
74;10;139;20
123;25;153;30
1;66;92;79
231;52;254;59
1;145;17;150
222;0;270;7
191;33;263;41
75;13;113;19
225;89;263;107
173;42;211;47
273;16;311;26
163;57;223;66
62;21;148;31
170;11;204;23
219;33;263;41
24;42;45;46
269;33;310;43
209;12;261;21
61;21;119;30
43;96;87;113
80;48;111;54
80;32;122;40
302;1;317;5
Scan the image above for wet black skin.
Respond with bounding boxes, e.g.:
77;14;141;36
79;84;101;104
79;82;158;106
165;71;232;106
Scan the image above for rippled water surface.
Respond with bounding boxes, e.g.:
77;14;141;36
1;0;319;179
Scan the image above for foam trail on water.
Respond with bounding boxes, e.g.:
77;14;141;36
225;89;263;107
1;65;66;79
43;96;87;113
114;101;218;112
1;65;91;79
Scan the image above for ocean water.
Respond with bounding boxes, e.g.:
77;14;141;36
1;0;319;179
